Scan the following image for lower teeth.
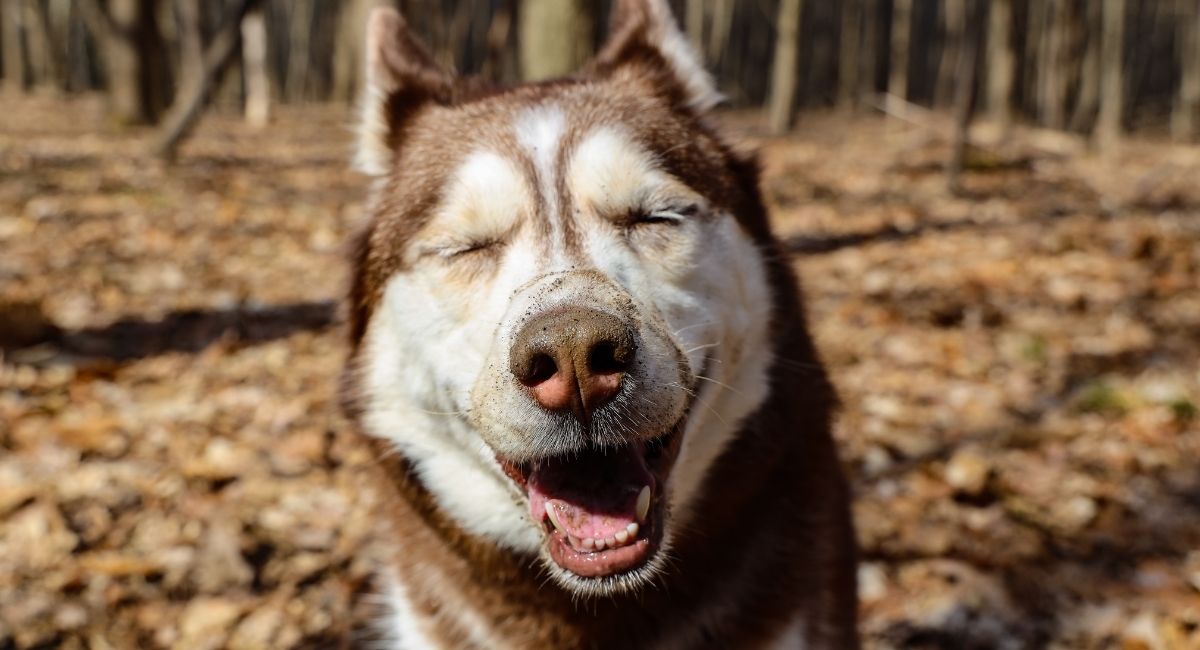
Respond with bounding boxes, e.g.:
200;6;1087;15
570;522;639;552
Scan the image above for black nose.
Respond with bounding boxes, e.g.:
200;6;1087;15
508;306;637;424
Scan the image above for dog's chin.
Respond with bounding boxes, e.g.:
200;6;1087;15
496;420;686;598
537;525;675;599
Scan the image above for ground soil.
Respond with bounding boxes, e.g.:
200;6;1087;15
1;96;1198;649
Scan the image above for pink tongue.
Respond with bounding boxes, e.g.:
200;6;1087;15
528;445;654;541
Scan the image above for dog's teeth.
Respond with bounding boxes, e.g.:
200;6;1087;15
593;537;606;550
568;535;580;548
615;529;629;544
605;535;617;548
636;486;651;522
582;537;595;551
544;503;562;531
626;522;639;538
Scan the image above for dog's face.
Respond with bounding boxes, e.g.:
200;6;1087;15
346;1;773;597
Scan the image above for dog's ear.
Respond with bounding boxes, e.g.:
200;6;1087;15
588;0;722;113
355;7;455;176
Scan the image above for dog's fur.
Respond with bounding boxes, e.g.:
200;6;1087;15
340;1;858;647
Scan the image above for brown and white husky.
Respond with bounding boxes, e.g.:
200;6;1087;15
340;1;858;647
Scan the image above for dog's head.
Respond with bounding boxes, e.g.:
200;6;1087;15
345;0;775;597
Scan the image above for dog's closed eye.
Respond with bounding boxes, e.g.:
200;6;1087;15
629;203;701;227
634;213;682;226
418;238;502;260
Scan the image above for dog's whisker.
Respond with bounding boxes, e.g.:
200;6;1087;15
664;382;698;398
683;342;720;355
415;408;467;416
695;374;746;397
694;396;729;427
672;320;715;337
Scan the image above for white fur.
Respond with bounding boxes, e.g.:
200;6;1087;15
568;126;684;217
663;214;772;527
417;150;529;258
380;575;443;649
382;569;518;649
362;254;543;553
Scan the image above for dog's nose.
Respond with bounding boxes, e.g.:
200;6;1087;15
509;306;636;422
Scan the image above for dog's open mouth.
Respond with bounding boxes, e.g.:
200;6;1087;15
499;427;682;578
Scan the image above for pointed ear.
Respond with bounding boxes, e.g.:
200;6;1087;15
589;0;722;113
355;8;455;176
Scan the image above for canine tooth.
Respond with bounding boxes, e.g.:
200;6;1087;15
615;529;629;544
605;535;617;548
582;537;595;551
636;486;651;522
544;503;562;531
626;522;639;538
568;535;580;548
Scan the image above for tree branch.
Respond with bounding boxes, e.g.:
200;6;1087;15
151;0;264;159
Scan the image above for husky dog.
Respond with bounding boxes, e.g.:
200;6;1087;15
340;1;857;647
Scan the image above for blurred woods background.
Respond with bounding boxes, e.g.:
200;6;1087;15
3;2;1200;648
2;0;1198;158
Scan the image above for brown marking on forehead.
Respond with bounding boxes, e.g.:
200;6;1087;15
551;126;583;255
512;143;552;247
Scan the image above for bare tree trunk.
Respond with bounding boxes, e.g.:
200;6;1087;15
174;0;202;91
1037;0;1068;129
985;0;1014;128
1070;0;1101;132
105;0;145;121
242;8;269;128
707;0;734;64
838;0;860;109
79;0;130;118
1096;0;1125;152
41;0;72;91
948;0;982;192
153;0;264;159
445;0;473;71
1173;0;1200;140
935;0;964;107
22;0;57;89
1022;0;1042;120
2;0;25;93
285;0;313;101
519;0;593;81
333;0;392;102
64;0;92;92
889;0;912;102
1126;2;1162;134
483;0;516;82
860;0;879;100
767;0;803;134
80;0;166;124
687;0;704;52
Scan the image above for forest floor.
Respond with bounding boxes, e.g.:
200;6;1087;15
1;95;1198;649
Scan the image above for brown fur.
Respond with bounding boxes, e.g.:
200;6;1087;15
341;3;858;647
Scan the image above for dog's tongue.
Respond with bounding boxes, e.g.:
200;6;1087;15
528;445;653;541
